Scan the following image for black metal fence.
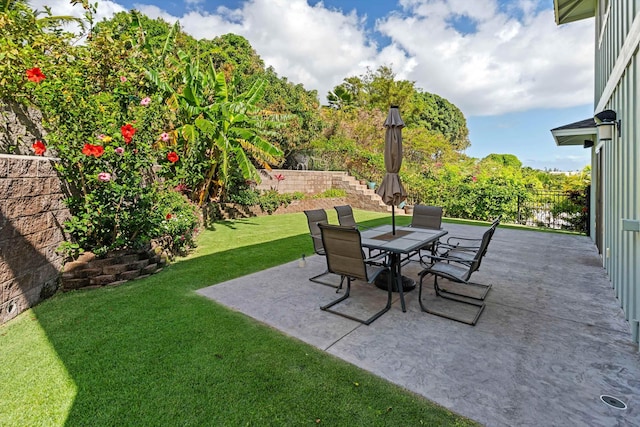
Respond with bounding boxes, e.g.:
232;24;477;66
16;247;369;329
516;189;589;234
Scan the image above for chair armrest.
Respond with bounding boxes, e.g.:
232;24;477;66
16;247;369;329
364;251;390;266
446;236;482;246
417;252;450;265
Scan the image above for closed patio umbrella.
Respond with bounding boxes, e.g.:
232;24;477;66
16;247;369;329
376;106;407;234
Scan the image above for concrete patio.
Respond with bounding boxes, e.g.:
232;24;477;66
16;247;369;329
197;223;640;427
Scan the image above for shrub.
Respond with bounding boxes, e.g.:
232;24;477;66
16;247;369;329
157;190;201;256
256;190;302;214
313;188;347;198
228;189;261;206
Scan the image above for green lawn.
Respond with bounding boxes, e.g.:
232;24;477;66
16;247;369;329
0;211;479;426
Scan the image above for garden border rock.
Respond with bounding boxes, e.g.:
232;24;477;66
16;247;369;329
61;245;169;291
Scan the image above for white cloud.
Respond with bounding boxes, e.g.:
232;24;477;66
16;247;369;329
381;0;594;116
27;0;594;118
29;0;126;29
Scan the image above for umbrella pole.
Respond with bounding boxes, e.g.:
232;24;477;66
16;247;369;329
392;205;396;235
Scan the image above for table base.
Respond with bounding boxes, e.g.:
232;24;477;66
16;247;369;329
374;271;416;292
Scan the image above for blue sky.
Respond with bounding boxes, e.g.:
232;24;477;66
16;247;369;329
38;0;596;170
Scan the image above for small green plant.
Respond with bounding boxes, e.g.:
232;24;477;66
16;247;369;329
157;190;201;256
256;190;302;214
227;189;261;206
313;188;347;198
257;190;281;214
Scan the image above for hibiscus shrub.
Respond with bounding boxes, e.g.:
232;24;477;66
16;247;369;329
21;19;198;258
49;91;192;256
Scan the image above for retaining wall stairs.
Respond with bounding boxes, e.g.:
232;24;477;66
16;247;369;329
332;173;391;213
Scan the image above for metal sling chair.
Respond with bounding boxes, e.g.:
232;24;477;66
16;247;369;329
318;223;393;325
427;215;501;279
439;215;502;253
334;205;358;227
417;226;494;325
406;204;444;264
303;209;339;288
335;205;383;258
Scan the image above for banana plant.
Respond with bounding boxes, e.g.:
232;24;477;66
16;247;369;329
147;49;284;205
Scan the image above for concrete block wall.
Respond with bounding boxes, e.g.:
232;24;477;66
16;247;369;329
255;169;390;213
0;154;69;323
255;169;344;195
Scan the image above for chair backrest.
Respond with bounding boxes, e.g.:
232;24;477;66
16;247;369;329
304;209;328;255
335;205;357;227
411;205;443;230
490;215;502;230
467;226;494;277
483;215;502;254
318;223;368;281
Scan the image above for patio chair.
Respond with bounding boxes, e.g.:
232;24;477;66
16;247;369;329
304;209;339;288
335;205;358;227
417;226;494;325
441;215;502;252
429;215;501;272
410;204;443;230
406;204;444;263
335;205;383;258
318;223;393;325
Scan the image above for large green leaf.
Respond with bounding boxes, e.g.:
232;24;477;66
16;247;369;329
232;145;255;179
194;117;219;138
180;124;198;142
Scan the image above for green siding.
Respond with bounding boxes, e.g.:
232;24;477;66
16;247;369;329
588;0;640;344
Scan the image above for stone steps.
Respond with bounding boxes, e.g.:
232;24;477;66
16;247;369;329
333;174;391;212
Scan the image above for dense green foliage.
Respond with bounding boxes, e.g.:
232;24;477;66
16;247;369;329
2;1;203;256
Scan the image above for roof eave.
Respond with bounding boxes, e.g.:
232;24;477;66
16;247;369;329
551;127;597;146
554;0;596;25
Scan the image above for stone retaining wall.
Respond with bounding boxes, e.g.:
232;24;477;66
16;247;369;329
255;169;347;194
0;154;69;323
61;248;167;290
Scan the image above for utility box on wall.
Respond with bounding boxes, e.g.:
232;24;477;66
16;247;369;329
621;219;640;232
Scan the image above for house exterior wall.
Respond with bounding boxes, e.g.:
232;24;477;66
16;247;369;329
592;0;640;344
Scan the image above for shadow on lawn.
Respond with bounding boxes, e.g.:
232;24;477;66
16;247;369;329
29;232;321;425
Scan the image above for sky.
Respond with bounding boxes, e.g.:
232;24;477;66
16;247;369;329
33;0;596;171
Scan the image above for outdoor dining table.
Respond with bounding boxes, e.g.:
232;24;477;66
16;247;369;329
360;224;448;312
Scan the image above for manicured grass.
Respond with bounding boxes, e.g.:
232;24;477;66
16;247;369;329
0;211;479;426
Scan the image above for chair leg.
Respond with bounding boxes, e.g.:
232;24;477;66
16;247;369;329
418;272;485;326
437;279;492;301
320;273;392;325
320;277;352;311
309;269;342;289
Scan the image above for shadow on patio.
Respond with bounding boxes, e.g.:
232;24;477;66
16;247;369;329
198;223;640;426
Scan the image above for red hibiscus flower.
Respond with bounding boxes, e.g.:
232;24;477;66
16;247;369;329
32;140;46;155
121;123;137;144
82;143;105;158
26;67;45;83
167;151;179;163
